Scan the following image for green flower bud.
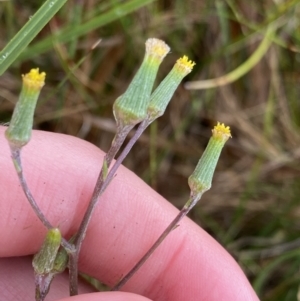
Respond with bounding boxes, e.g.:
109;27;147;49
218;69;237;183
147;55;195;122
113;38;170;127
188;123;231;197
32;228;61;275
33;228;62;300
34;232;74;301
52;235;74;274
5;68;45;149
52;246;69;274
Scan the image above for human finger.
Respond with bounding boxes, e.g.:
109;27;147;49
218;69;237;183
0;127;259;301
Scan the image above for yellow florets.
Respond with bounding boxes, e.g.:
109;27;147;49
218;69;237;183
175;55;196;75
22;68;46;90
178;55;196;69
212;122;232;141
146;38;170;61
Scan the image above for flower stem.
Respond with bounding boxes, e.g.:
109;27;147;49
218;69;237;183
110;195;201;291
68;124;133;295
9;146;74;252
68;251;79;296
111;122;232;290
75;125;133;248
69;120;151;294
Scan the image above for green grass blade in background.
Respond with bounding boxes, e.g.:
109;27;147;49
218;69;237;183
185;25;275;90
253;249;300;296
18;0;156;61
0;0;68;75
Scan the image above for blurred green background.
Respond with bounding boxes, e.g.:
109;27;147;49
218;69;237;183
1;0;300;300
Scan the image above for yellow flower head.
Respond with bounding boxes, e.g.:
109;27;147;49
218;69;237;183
5;67;46;148
22;68;46;91
212;122;232;141
188;122;231;196
175;55;196;75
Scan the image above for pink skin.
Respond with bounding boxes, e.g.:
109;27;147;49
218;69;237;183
0;126;260;301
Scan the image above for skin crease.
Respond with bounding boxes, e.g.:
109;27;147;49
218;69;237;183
0;126;260;301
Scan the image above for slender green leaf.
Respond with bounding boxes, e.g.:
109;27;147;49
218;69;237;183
0;0;68;75
18;0;156;61
253;249;300;296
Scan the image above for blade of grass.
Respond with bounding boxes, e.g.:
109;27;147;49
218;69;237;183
0;0;68;75
253;249;300;296
67;1;84;59
17;0;156;62
4;0;15;39
185;25;275;90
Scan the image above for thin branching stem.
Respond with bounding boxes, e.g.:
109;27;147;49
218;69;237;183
111;207;189;291
69;119;155;294
105;125;134;167
101;120;150;193
69;124;133;295
111;194;202;291
9;146;74;252
68;252;79;296
74;125;133;249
